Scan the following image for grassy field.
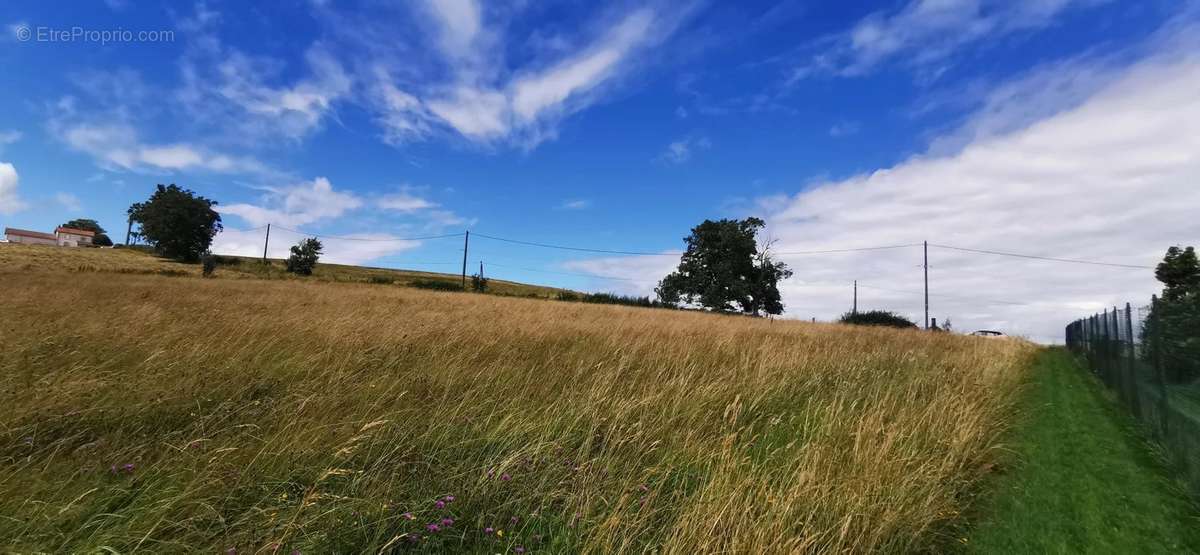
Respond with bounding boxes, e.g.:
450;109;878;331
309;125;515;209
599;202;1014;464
0;251;1036;553
966;349;1200;553
0;242;566;298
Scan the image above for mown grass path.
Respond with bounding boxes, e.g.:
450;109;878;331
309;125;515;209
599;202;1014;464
967;348;1200;553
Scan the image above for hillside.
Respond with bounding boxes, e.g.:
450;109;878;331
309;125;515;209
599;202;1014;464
0;253;1036;553
0;242;568;298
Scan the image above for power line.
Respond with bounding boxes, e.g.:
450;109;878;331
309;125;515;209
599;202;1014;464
473;232;679;256
271;225;465;242
775;243;921;255
929;243;1153;269
857;283;1028;306
484;261;638;281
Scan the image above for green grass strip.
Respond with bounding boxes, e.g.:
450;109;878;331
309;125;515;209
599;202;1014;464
967;348;1200;553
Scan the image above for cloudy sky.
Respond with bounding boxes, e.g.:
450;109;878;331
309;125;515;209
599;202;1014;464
1;1;1197;342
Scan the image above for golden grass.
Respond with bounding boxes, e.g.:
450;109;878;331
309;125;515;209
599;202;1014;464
0;268;1034;553
0;242;566;298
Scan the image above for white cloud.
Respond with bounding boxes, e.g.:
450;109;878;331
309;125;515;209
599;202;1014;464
419;0;483;59
369;5;686;148
55;192;82;212
202;47;352;141
0;162;25;214
220;177;362;228
0;130;20;148
660;135;711;164
829;121;860;137
559;199;591;210
378;191;436;212
571;30;1200;343
790;0;1108;82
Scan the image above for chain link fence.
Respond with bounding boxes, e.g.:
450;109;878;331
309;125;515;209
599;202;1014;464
1065;296;1200;498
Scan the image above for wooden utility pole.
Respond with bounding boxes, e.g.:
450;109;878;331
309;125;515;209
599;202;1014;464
923;240;929;330
262;223;271;262
124;218;133;245
461;230;470;290
853;280;857;314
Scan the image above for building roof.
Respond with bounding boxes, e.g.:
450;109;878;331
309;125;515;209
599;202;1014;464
5;227;58;241
55;226;95;237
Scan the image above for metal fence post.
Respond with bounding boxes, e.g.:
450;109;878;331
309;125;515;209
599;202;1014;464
1150;295;1169;437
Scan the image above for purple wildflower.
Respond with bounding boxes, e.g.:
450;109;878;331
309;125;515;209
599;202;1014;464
122;463;135;473
500;473;511;482
426;523;440;533
443;495;455;503
441;518;454;527
434;500;445;509
484;527;494;535
514;547;526;554
402;512;415;520
510;516;520;525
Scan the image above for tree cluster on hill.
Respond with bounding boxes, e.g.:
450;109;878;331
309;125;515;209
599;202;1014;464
655;217;792;316
1144;245;1200;382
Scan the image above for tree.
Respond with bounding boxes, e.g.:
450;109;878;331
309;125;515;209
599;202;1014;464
127;184;222;262
1143;245;1200;382
286;237;323;276
839;310;918;328
60;218;112;246
655;217;792;316
1155;246;1200;301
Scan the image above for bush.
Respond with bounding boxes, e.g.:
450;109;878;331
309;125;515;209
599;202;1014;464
286;238;323;276
367;275;396;285
839;310;918;328
201;252;217;277
471;273;489;292
409;279;462;292
555;290;673;309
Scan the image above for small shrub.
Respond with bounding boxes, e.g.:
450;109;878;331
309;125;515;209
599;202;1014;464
471;273;489;292
368;275;396;285
286;238;323;276
839;310;918;328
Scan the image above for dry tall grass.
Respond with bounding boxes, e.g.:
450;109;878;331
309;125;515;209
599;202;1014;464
0;271;1034;553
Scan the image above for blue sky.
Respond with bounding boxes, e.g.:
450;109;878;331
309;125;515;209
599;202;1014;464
2;1;1198;342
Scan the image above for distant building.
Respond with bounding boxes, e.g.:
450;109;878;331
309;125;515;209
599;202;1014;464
3;226;97;247
4;227;59;246
55;226;95;247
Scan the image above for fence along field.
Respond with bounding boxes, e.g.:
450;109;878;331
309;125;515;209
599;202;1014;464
1066;298;1200;498
1;262;1034;553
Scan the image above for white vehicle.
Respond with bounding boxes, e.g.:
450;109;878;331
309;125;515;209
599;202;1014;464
970;330;1005;337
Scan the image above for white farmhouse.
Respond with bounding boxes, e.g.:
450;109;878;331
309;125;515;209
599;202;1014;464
55;226;95;247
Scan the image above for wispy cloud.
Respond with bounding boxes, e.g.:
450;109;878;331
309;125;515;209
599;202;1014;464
558;199;591;210
829;121;860;137
788;0;1109;84
0;130;20;149
660;134;711;164
55;192;82;212
361;3;695;148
